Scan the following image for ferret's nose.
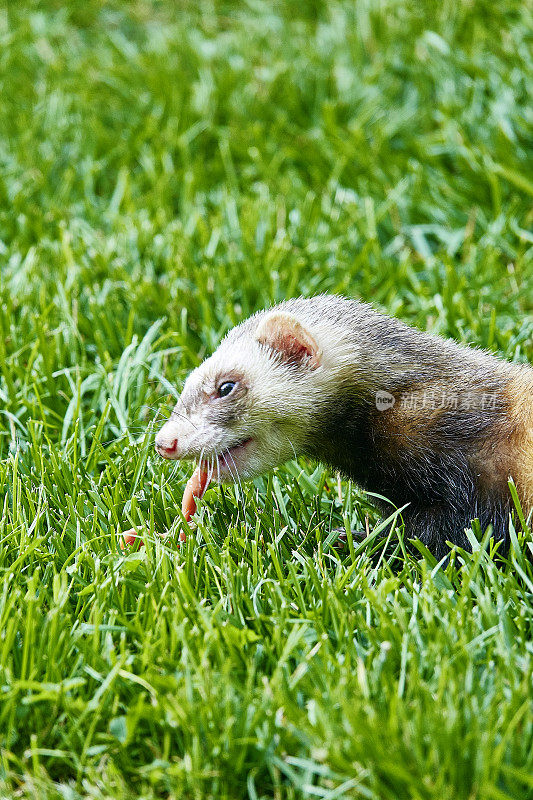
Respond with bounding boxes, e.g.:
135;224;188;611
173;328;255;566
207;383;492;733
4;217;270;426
156;438;178;457
155;427;180;459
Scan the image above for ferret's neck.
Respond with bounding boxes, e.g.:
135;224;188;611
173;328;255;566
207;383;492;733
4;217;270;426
304;391;375;485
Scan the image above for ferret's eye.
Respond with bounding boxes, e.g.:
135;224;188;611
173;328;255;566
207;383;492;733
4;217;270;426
217;381;236;398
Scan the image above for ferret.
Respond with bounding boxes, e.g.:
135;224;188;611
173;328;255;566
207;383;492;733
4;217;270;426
154;295;533;558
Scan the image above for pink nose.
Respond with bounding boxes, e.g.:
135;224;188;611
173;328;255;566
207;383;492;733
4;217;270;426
156;438;178;456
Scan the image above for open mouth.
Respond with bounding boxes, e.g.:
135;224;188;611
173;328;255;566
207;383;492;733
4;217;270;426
183;438;254;519
201;437;253;478
220;437;252;460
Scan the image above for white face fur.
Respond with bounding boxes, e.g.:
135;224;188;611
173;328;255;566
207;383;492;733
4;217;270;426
154;311;336;483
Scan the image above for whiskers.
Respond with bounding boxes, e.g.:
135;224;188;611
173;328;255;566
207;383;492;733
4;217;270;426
285;433;298;462
95;394;200;449
208;445;248;533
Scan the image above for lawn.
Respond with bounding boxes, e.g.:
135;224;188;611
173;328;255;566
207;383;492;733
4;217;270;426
0;1;532;798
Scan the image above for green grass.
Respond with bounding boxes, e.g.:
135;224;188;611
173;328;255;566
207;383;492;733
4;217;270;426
1;1;532;797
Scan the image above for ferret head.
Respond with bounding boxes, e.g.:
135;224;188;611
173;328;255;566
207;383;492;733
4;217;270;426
154;310;330;482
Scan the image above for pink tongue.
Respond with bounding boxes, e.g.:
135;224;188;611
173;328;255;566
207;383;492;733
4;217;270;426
181;465;210;523
121;465;210;549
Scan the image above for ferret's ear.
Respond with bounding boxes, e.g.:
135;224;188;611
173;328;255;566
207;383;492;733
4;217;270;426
255;312;321;369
